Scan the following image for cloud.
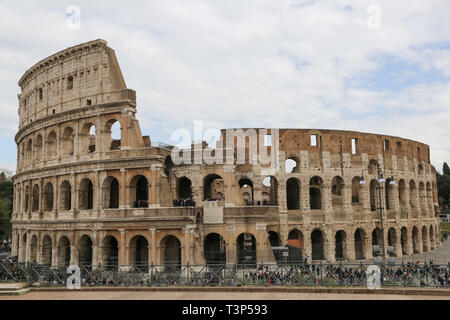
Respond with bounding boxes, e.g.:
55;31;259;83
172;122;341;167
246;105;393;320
0;0;450;171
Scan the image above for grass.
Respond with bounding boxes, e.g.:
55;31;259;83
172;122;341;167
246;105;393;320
440;222;450;233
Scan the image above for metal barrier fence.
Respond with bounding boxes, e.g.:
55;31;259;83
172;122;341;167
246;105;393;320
0;261;449;288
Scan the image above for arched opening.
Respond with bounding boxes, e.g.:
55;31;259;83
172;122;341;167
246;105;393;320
60;181;72;211
204;233;226;265
409;180;418;213
370;179;378;211
43;182;54;212
286;178;300;210
412;226;420;254
285;158;298;174
426;182;433;215
430;226;435;250
32;184;40;212
62;127;74;156
41;236;52;266
236;233;256;265
262;176;278;205
401;227;408;255
398;179;407;217
387;228;397;257
30;235;38;263
311;229;325;260
419;182;426;216
57;236;71;267
46;131;57;158
268;231;283;264
354;229;365;260
422;226;428;252
24;186;30;212
34;135;43;161
78;235;93;266
331;176;345;207
385;178;395;210
164;156;174;179
102;176;120;209
26;139;33;164
203;174;225;201
239;178;254;205
287;229;304;263
372;227;382;247
129;235;149;268
79;178;94;210
101;236;119;270
309;177;322;210
351;177;361;203
80;123;96;153
418;164;424;175
130;175;149;208
161;235;181;268
335;230;347;261
368;159;378;175
106;119;121;150
177;177;193;204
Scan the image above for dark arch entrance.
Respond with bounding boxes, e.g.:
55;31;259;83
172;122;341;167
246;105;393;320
101;236;119;270
178;177;192;199
41;236;52;266
161;235;181;269
57;236;71;267
129;235;149;269
354;229;365;260
204;233;226;265
286;178;300;210
237;233;256;265
78;235;93;266
131;175;149;207
204;174;224;201
309;177;322;209
311;229;325;260
335;230;347;261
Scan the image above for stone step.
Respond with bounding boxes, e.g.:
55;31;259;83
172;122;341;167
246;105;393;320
0;288;31;296
0;283;29;295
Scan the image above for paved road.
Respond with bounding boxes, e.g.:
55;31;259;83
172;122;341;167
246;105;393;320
2;290;449;300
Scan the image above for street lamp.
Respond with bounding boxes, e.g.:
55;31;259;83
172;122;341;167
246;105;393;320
360;164;396;264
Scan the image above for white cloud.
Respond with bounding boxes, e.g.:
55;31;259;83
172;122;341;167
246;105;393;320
0;0;450;171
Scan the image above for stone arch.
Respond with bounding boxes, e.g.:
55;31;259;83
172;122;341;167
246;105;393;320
79;178;94;210
78;235;93;266
24;185;30;212
236;233;256;265
369;179;378;211
285;157;299;173
41;235;52;266
43;182;54;212
430;225;435;250
32;184;40;212
129;235;149;266
177;177;192;200
372;227;382;247
422;225;429;252
412;226;420;254
60;180;72;211
130;175;149;208
80;122;96;153
102;176;120;209
20;234;27;262
46;131;57;158
387;227;397;257
354;228;366;260
309;176;323;210
57;235;71;267
385;178;395;210
62;126;74;156
398;179;407;217
268;231;283;263
311;229;325;260
262;176;278;205
331;176;345;207
30;235;38;262
34;134;43;161
426;182;433;215
203;174;225;201
335;230;347;261
160;235;181;268
419;182;426;216
286;178;300;210
409;180;418;213
105;118;122;151
204;233;226;265
100;235;119;269
351;176;361;203
239;177;254;204
400;226;408;255
26;139;33;164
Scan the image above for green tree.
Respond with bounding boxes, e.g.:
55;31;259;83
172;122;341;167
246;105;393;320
444;162;450;176
0;174;13;240
437;163;450;211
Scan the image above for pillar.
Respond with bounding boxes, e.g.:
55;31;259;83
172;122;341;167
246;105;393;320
119;229;127;266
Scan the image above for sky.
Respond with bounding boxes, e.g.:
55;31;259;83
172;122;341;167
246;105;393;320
1;0;450;173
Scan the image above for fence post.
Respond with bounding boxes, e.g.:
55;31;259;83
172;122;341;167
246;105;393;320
319;262;322;286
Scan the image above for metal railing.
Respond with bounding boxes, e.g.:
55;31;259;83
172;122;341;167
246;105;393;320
1;261;449;288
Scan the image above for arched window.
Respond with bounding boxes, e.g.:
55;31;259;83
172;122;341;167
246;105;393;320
236;233;256;265
43;182;54;212
177;177;193;206
57;236;71;267
46;131;57;158
26;139;33;164
130;175;149;208
106;119;121;151
35;135;43;161
62;127;74;156
160;235;181;268
60;181;72;211
286;178;300;210
24;185;30;212
204;233;226;265
101;236;119;270
129;235;149;269
80;123;96;153
369;179;378;211
262;176;278;205
311;229;325;260
102;177;120;209
309;177;322;209
79;178;94;210
239;178;254;205
285;158;299;174
335;230;347;261
331;176;345;207
41;236;52;266
354;229;365;260
78;235;93;266
32;184;40;212
203;174;224;201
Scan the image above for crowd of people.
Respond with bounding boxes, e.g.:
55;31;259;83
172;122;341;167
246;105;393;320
0;241;11;253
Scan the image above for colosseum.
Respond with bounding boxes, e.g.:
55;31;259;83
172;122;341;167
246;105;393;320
10;39;442;268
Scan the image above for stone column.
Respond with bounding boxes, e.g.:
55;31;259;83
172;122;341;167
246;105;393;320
347;236;355;261
183;227;191;265
119;229;127;267
303;230;312;262
149;228;157;265
394;231;403;258
364;232;373;260
70;244;78;266
51;246;58;268
25;232;31;263
326;231;335;262
300;178;310;211
321;183;332;214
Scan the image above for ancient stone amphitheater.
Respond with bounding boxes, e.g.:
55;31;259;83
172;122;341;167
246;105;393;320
10;39;441;268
